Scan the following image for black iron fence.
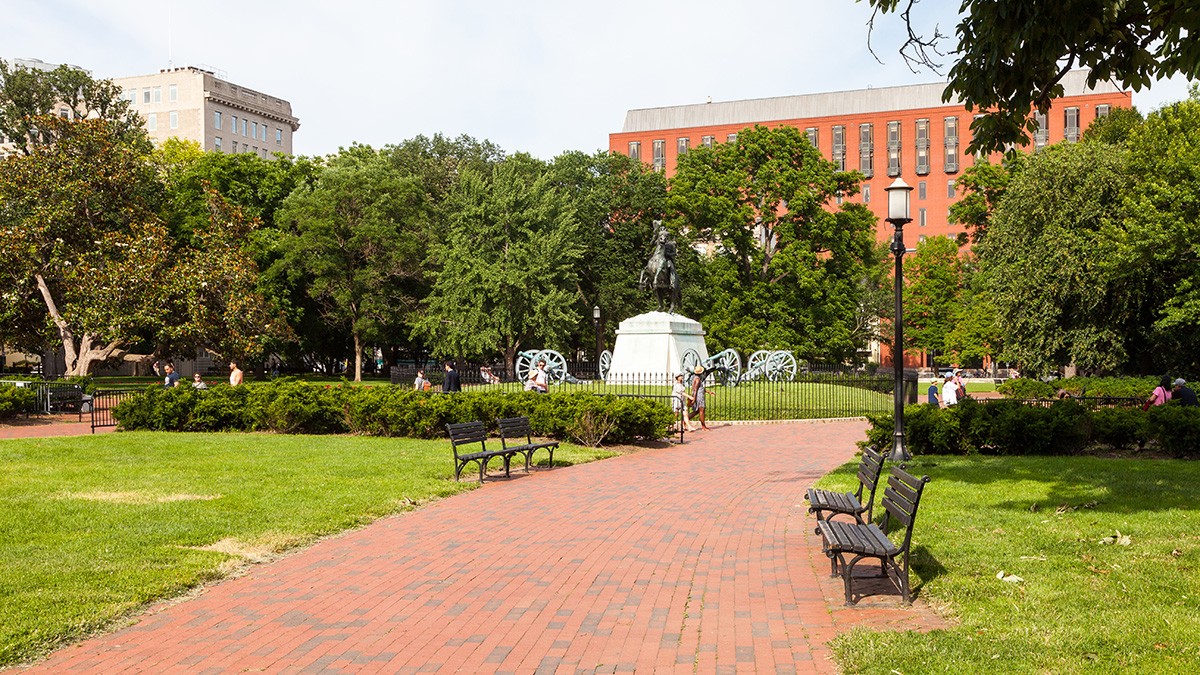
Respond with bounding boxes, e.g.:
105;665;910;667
89;389;136;432
0;379;86;417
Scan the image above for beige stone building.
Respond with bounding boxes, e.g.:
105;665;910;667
113;67;300;156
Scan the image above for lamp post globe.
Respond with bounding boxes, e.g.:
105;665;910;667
884;178;914;461
592;305;602;369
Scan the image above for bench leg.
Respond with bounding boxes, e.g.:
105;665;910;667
479;457;487;483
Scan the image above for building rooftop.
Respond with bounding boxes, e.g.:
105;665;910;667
620;70;1123;133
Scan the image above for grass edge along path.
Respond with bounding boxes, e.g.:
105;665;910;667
814;454;1200;674
0;431;614;668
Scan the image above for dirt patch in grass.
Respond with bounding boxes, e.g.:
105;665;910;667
62;491;222;504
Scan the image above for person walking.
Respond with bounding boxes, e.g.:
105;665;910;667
413;369;430;391
229;361;244;386
163;363;180;388
690;365;710;430
671;372;695;432
927;380;941;405
191;373;208;389
443;362;461;393
1171;378;1197;407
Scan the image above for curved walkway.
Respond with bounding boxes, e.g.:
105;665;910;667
24;421;942;674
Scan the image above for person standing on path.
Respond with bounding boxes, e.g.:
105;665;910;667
526;360;550;394
229;361;244;386
690;365;710;430
191;373;208;389
941;374;959;407
927;381;941;405
443;362;461;393
163;363;180;388
671;372;695;431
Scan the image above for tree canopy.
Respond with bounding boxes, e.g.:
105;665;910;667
863;0;1200;155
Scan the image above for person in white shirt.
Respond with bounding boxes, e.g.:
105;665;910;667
525;360;549;393
941;375;959;407
671;372;695;431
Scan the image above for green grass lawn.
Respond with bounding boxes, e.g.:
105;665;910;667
0;432;613;667
817;455;1200;673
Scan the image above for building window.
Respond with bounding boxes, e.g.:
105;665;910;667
677;137;689;156
726;133;738;143
214;111;222;130
948;179;956;198
232;140;238;152
915;119;930;175
701;135;714;148
125;89;136;104
241;118;247;136
859;123;874;178
919;207;927;227
1096;104;1111;119
169;111;178;129
276;128;282;145
918;181;926;200
919;234;927;244
832;125;846;171
146;113;157;131
944;116;959;173
231;115;238;134
59;107;70;119
863;184;871;204
805;127;818;150
628;141;640;160
652;139;666;171
887;121;901;176
152;87;161;103
215;136;222;151
1065;107;1081;142
1034;111;1049;150
143;88;151;104
168;84;177;102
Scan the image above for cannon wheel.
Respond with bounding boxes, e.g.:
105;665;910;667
713;348;742;387
767;350;798;382
514;350;539;382
537;349;569;383
680;349;702;377
599;350;612;381
746;350;772;382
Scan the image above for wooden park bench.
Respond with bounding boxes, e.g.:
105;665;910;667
446;420;519;483
806;446;885;525
497;416;558;471
816;465;931;605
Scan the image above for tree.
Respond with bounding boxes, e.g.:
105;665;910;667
667;125;880;360
547;150;667;352
863;0;1200;155
275;145;429;381
903;235;964;366
413;153;582;374
975;141;1137;376
947;158;1022;244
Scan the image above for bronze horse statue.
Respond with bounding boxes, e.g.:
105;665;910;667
639;223;681;313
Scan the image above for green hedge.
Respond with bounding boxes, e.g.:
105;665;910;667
112;379;674;445
865;397;1200;458
998;376;1159;399
0;385;38;420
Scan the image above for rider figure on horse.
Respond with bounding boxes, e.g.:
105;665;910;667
640;221;681;313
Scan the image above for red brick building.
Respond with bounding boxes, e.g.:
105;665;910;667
609;70;1131;245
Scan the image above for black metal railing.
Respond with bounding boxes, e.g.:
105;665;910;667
90;389;136;433
0;379;86;417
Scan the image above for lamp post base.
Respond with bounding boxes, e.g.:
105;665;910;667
890;432;910;462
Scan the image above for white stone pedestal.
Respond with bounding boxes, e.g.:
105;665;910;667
606;311;709;384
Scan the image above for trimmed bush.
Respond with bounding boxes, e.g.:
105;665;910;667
866;399;1200;457
0;385;38;420
997;378;1056;399
112;381;674;445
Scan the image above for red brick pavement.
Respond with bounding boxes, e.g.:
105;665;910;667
0;415;110;439
22;420;943;674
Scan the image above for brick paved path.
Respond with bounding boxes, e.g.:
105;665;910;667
26;420;942;674
0;415;109;439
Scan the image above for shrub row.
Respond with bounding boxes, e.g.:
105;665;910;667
998;376;1159;399
0;385;39;420
112;379;674;445
865;398;1200;457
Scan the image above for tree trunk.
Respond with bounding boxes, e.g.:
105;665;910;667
35;273;124;376
353;332;363;382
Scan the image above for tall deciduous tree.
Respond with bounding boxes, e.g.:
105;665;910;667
863;0;1200;154
904;235;964;365
413;153;582;374
275;145;428;381
667;125;880;360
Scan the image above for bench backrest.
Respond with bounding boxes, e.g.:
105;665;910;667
880;465;932;552
446;421;488;455
855;446;886;521
496;416;533;447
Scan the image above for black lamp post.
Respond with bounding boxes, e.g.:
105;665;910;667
592;305;602;368
886;178;914;461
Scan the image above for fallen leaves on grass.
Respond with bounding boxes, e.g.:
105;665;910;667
1098;531;1132;546
996;570;1024;583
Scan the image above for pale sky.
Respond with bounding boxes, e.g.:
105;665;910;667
5;0;1192;159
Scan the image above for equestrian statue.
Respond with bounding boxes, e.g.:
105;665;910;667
639;221;681;313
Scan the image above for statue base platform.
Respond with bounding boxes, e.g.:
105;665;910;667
606;311;709;384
